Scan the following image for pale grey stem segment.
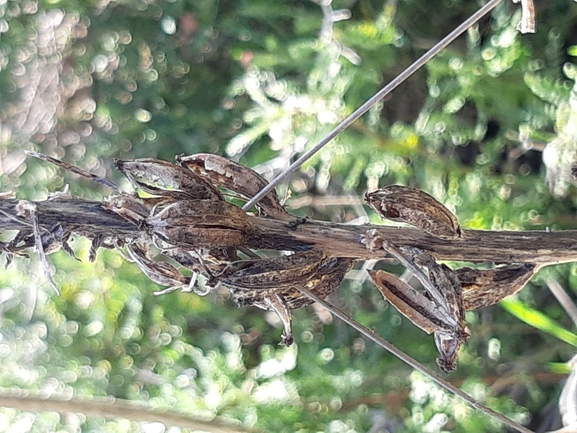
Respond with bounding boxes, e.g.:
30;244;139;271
546;278;577;327
512;0;536;33
242;0;504;213
296;286;534;433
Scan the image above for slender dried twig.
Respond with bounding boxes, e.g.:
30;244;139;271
296;286;533;433
242;0;504;212
0;388;249;433
546;277;577;328
0;207;34;228
25;150;119;191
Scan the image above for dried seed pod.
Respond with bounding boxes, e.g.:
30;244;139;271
220;250;325;290
146;200;254;248
285;257;354;309
156;227;246;249
147;199;254;231
177;153;290;220
369;251;471;374
431;262;470;373
127;243;189;287
369;270;441;334
402;248;469;373
434;328;470;374
456;264;538;310
365;185;462;240
367;235;459;323
231;257;354;310
115;158;223;201
230;256;353;346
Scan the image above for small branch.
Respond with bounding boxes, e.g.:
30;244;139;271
0;199;135;235
255;217;577;266
296;286;533;433
0;388;249;433
1;199;577;266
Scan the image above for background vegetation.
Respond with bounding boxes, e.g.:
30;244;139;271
1;0;577;431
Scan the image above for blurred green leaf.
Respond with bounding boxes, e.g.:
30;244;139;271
501;298;577;347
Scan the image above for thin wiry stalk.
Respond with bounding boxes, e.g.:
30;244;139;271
0;388;249;433
296;286;534;433
546;277;577;327
25;150;120;191
242;0;504;213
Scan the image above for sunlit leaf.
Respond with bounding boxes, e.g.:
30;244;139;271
501;298;577;347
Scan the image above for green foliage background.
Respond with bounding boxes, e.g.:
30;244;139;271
1;0;577;431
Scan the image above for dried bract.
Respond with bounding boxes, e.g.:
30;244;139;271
115;158;223;201
456;264;538;310
15;201;60;295
103;194;153;227
127;243;189;288
365;185;462;240
89;234;105;262
177;153;291;220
